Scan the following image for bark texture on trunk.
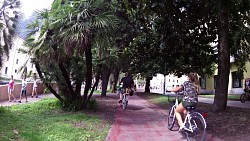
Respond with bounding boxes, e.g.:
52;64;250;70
35;62;63;102
145;77;152;92
101;67;111;97
111;68;119;93
58;62;74;97
83;36;93;101
213;2;230;112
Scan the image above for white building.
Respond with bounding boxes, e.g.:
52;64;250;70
1;36;36;79
150;73;188;91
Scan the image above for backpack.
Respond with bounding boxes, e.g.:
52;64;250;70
129;89;134;96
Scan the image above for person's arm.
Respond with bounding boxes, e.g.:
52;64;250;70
13;80;15;90
131;79;134;88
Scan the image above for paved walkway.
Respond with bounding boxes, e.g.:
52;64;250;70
106;94;222;141
198;97;250;109
0;93;54;106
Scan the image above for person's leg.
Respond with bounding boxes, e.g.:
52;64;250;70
32;87;34;98
35;88;38;98
10;89;16;101
24;90;27;102
19;91;22;103
118;89;124;103
8;88;11;102
175;102;186;130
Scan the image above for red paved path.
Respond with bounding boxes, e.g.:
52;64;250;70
106;94;223;141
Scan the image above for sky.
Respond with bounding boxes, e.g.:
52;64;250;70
20;0;54;19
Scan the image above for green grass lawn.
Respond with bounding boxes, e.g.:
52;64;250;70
137;92;171;108
199;93;241;100
0;98;109;141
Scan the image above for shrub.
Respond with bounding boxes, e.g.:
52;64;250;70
87;99;98;111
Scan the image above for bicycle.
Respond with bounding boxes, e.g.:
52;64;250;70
168;92;207;141
240;88;250;103
121;93;129;110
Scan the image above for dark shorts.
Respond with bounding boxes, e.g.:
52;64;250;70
21;90;27;96
182;101;197;108
121;88;131;94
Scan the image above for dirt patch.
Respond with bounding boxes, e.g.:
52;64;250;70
85;94;118;124
201;104;250;141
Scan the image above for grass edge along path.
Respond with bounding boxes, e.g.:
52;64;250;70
0;98;111;141
199;93;241;101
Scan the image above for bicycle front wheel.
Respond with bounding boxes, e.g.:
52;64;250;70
167;106;176;130
186;112;206;141
240;94;247;103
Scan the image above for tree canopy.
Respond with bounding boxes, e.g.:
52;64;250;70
22;0;250;112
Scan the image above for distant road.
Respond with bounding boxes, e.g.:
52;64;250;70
150;88;250;109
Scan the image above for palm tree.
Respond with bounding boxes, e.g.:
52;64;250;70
24;0;119;110
0;0;20;68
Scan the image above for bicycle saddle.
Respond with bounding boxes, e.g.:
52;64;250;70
186;106;196;111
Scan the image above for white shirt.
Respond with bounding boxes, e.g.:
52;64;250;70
33;79;37;87
22;79;27;90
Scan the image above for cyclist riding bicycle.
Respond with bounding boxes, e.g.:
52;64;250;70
169;72;199;131
118;72;134;103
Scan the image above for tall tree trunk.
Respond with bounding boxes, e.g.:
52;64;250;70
83;36;93;101
58;62;74;98
84;71;101;108
34;61;63;102
145;77;152;92
111;68;119;93
74;79;82;97
101;67;111;97
213;2;230;112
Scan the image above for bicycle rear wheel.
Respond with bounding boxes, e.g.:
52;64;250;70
167;106;176;130
240;94;247;103
122;95;127;110
186;112;206;141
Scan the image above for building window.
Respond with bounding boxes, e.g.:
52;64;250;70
5;67;8;74
214;75;217;89
15;69;17;73
31;64;33;68
16;59;19;64
200;77;206;89
232;71;242;88
169;79;170;82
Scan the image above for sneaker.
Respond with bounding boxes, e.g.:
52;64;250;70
31;96;33;98
8;100;11;102
118;100;122;103
18;101;21;103
36;96;38;98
